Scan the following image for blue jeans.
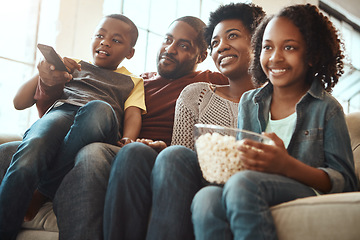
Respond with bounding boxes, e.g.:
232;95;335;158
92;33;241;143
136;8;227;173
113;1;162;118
191;170;317;240
103;144;204;240
0;141;20;185
103;142;158;240
0;100;119;239
53;142;120;240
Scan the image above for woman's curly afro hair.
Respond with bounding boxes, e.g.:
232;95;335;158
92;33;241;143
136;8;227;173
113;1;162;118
204;3;265;55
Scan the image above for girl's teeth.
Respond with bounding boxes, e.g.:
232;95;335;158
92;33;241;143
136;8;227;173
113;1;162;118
272;69;286;73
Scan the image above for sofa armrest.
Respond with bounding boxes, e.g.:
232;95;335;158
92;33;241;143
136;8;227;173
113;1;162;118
0;133;22;145
272;192;360;240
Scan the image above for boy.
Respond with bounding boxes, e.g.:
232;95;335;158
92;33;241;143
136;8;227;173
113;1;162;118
0;14;145;240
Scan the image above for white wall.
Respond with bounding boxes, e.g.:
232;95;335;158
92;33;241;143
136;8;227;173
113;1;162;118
253;0;319;14
58;0;104;60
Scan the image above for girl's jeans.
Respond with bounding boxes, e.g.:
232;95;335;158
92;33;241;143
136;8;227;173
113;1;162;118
191;170;317;240
0;100;119;239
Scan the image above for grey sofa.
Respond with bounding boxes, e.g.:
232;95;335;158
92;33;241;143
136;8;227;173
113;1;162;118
1;112;360;240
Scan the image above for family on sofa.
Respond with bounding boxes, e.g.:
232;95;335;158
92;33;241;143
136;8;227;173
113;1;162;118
0;2;358;240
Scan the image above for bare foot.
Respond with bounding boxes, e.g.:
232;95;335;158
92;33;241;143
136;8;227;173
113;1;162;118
24;189;49;222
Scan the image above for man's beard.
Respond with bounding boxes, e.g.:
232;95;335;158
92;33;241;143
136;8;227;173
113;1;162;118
157;53;197;79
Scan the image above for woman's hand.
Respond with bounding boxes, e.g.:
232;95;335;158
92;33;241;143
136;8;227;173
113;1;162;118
136;138;167;152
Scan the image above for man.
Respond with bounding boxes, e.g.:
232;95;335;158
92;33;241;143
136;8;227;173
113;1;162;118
51;16;228;240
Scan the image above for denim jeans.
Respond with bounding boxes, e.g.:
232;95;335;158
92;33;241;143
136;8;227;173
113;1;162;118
0;100;119;239
53;142;120;240
103;142;158;240
103;144;204;240
148;145;203;240
191;170;317;240
0;141;20;185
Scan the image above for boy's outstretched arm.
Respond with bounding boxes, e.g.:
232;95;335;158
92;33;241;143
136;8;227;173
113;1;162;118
13;75;38;110
35;58;81;116
118;106;142;146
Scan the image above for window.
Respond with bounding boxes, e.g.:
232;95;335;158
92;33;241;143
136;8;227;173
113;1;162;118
0;0;42;135
320;1;360;113
103;0;235;75
6;0;358;136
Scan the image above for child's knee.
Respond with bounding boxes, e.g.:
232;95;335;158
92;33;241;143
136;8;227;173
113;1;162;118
192;186;222;219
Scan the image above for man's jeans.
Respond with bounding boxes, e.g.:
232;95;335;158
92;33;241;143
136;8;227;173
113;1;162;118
191;170;317;240
0;100;118;239
103;144;203;240
53;142;120;240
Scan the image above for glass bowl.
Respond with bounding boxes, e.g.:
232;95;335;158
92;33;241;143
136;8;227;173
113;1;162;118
194;124;274;184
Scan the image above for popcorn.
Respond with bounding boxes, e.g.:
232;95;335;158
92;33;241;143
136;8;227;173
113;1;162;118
195;132;244;184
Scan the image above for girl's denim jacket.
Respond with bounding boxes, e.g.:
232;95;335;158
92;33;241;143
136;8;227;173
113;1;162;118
238;80;358;193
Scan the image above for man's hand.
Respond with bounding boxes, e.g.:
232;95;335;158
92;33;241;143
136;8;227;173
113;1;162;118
140;72;157;79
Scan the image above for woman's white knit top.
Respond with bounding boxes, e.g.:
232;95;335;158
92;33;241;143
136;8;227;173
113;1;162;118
171;82;239;150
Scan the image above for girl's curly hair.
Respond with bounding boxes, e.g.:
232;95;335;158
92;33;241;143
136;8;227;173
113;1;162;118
249;4;344;92
204;2;265;55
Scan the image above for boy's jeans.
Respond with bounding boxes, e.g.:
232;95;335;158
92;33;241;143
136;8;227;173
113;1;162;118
0;100;118;239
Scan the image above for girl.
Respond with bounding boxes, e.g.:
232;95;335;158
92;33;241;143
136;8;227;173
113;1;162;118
191;4;358;240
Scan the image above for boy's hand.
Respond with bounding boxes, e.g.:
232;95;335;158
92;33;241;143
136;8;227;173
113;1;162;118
117;137;134;147
63;57;81;73
136;138;167;152
37;59;72;87
238;132;292;175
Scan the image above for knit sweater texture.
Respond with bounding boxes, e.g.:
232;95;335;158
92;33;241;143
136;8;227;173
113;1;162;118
171;82;238;150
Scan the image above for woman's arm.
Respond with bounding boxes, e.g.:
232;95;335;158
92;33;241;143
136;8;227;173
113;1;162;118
171;85;199;150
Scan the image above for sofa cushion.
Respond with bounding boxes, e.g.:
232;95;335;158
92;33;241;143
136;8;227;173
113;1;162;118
0;133;22;145
21;202;58;232
272;192;360;240
16;230;58;240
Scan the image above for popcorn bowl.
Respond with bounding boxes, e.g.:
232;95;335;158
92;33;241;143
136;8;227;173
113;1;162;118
194;124;274;184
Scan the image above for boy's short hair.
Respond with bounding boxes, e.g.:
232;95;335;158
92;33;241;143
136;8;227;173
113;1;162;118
172;16;207;53
106;14;139;47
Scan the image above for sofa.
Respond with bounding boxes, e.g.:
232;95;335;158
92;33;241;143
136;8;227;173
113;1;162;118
1;111;359;240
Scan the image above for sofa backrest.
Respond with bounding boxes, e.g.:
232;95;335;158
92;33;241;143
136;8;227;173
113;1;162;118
345;112;360;189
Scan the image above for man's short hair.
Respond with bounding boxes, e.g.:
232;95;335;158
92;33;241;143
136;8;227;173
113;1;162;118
106;14;139;47
173;16;207;53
